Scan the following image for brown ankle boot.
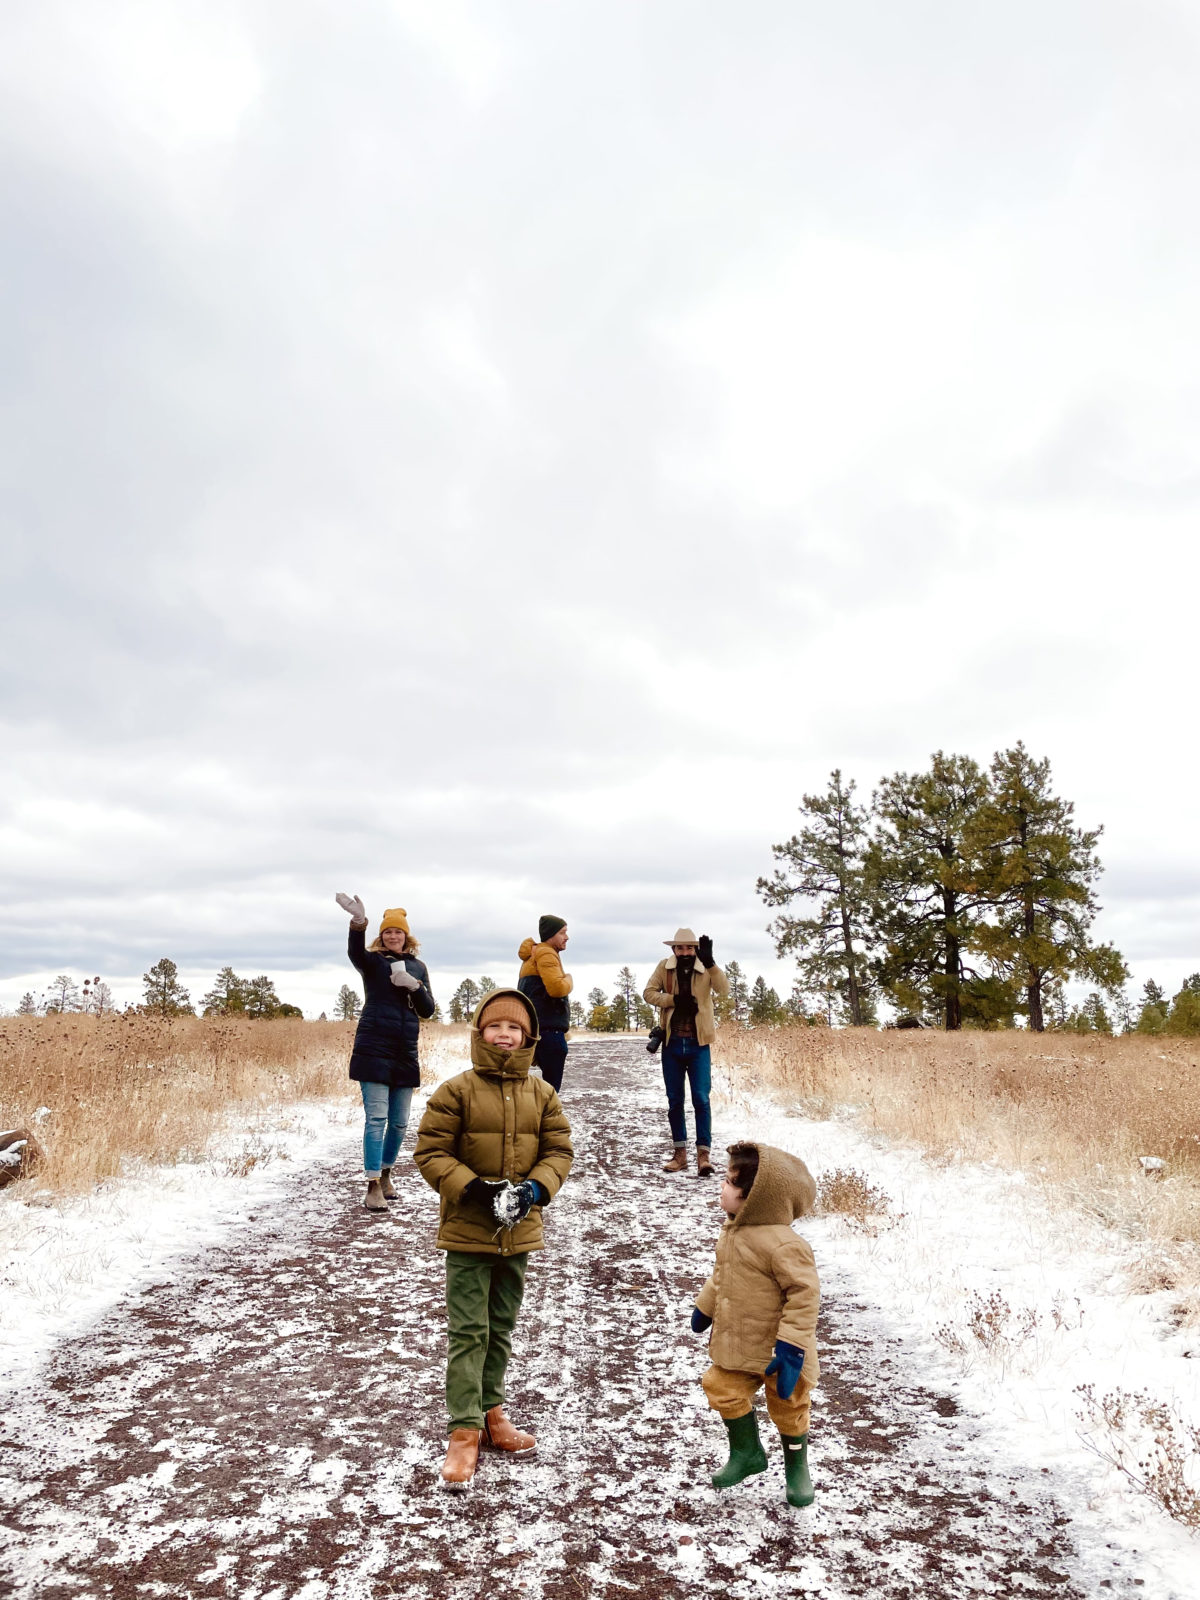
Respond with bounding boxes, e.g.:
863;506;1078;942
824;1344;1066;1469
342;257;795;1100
484;1406;536;1455
440;1428;481;1490
364;1179;387;1212
662;1146;688;1172
379;1167;396;1200
696;1146;714;1176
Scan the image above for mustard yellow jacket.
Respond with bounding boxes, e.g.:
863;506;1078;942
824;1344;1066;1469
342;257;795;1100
696;1144;820;1383
414;990;574;1257
644;954;730;1047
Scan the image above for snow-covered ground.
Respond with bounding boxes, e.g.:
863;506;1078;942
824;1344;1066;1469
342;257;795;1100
716;1070;1200;1595
0;1033;470;1403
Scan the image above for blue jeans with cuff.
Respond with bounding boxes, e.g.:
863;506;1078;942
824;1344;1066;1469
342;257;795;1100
359;1081;414;1177
661;1034;712;1148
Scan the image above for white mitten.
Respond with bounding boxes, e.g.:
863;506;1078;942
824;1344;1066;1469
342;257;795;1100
390;965;421;991
336;892;367;922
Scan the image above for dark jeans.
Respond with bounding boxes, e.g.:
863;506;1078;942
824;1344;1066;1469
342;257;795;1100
662;1033;712;1148
445;1251;529;1433
534;1029;568;1093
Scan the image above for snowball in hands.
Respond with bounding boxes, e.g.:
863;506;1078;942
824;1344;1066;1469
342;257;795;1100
389;965;421;991
335;892;367;922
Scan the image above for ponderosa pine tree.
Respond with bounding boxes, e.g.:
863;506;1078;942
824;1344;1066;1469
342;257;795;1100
17;992;38;1015
141;958;193;1016
757;770;873;1026
749;976;784;1025
335;983;362;1021
867;752;995;1031
971;744;1126;1032
202;967;250;1016
614;967;640;1029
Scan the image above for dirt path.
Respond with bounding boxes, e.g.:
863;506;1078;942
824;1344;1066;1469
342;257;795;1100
0;1041;1141;1598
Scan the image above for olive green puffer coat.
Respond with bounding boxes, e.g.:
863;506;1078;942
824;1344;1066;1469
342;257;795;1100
695;1143;820;1382
414;989;574;1257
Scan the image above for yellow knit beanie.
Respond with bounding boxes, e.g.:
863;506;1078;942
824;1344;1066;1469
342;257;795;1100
379;907;411;934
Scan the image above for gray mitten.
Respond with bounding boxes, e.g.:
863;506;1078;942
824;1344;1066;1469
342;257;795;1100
336;892;367;922
390;965;421;991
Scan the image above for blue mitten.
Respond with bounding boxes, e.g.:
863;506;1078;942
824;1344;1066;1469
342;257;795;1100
691;1307;713;1334
764;1339;805;1400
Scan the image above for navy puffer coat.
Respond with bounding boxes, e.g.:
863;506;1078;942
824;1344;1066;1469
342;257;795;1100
346;925;436;1088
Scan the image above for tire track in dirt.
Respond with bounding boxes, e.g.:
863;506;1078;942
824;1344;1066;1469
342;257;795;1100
0;1040;1143;1598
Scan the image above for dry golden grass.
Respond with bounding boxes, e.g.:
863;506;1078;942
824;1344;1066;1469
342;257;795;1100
714;1025;1200;1260
0;1014;470;1196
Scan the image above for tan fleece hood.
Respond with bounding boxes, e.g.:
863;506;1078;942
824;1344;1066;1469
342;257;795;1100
729;1143;816;1231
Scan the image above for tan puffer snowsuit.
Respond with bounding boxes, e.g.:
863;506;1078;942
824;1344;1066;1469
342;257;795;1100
414;989;574;1258
695;1143;820;1383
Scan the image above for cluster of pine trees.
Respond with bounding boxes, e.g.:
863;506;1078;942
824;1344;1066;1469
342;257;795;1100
758;745;1129;1032
16;959;303;1019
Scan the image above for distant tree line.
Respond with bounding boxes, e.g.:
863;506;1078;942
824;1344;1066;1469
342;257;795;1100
759;745;1132;1032
14;959;303;1019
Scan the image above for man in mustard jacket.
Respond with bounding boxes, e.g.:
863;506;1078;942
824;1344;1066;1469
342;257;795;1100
415;989;573;1490
517;914;573;1092
691;1141;819;1507
644;927;730;1175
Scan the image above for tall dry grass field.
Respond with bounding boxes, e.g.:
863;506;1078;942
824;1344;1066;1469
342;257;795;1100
714;1026;1200;1272
0;1015;467;1196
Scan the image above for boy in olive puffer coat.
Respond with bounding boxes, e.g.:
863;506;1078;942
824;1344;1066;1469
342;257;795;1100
415;989;573;1490
691;1141;820;1507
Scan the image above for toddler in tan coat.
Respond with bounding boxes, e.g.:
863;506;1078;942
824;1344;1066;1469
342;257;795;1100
691;1140;819;1507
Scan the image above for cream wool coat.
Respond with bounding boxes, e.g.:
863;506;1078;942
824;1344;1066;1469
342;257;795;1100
643;954;730;1046
414;990;574;1257
695;1144;820;1382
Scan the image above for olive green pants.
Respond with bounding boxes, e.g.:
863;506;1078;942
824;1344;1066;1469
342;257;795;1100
444;1250;529;1434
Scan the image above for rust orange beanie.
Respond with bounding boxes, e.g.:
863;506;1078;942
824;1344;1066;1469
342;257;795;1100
477;994;532;1036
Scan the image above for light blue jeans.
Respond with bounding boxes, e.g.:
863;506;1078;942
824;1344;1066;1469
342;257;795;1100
359;1082;414;1177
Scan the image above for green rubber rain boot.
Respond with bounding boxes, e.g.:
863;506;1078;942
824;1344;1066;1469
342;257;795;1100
711;1411;768;1490
781;1432;814;1507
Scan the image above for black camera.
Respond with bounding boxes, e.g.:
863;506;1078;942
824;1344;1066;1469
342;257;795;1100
646;1025;665;1055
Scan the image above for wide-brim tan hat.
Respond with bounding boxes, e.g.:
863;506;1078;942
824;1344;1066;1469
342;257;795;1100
664;927;699;946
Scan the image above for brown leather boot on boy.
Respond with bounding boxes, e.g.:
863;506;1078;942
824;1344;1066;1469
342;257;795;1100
696;1146;714;1176
440;1428;482;1490
484;1406;536;1455
662;1147;688;1172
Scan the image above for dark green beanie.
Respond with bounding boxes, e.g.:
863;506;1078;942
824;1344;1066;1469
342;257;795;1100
539;914;567;941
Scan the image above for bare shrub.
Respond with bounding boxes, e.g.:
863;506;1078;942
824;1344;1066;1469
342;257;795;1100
935;1291;1042;1358
817;1166;891;1221
1076;1383;1200;1530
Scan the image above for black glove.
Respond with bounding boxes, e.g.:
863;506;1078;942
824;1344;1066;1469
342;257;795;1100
463;1177;508;1214
764;1339;805;1400
697;934;714;969
510;1179;546;1223
691;1307;713;1334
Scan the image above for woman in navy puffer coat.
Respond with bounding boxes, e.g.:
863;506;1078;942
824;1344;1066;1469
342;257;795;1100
336;894;436;1211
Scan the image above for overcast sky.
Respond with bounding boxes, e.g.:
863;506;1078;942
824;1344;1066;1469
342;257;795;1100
2;1;1198;1017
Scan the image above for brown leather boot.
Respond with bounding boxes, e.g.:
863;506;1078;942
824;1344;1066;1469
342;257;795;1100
364;1179;387;1212
379;1167;397;1200
440;1428;482;1490
696;1146;714;1176
484;1406;536;1455
662;1146;688;1172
